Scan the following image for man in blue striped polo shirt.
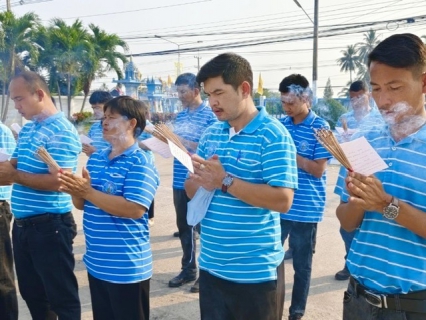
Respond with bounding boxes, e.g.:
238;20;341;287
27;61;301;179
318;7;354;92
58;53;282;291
168;73;217;292
0;122;17;320
279;74;331;320
186;53;298;320
0;71;81;319
83;90;112;156
336;33;426;319
334;80;385;281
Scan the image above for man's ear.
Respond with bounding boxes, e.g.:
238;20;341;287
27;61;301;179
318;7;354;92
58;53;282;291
421;71;426;94
36;89;45;102
241;81;251;98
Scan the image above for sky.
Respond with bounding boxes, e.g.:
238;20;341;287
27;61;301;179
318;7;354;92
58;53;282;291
6;0;426;98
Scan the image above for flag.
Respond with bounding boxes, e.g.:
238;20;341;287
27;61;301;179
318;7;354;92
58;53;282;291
257;73;263;95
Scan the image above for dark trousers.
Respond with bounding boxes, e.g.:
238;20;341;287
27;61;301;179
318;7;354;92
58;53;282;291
199;266;285;320
0;201;18;320
281;219;317;317
88;273;150;320
148;199;154;219
173;188;196;273
340;227;356;262
343;279;426;320
12;213;81;320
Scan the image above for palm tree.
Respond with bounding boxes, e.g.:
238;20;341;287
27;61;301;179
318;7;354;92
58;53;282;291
79;24;128;112
356;29;381;65
47;18;91;116
337;45;360;83
0;11;41;121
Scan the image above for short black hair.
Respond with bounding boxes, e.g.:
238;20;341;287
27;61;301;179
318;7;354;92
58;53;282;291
103;96;146;138
11;71;51;96
89;90;113;105
349;80;368;92
368;33;426;76
175;73;199;89
196;53;253;93
278;74;309;93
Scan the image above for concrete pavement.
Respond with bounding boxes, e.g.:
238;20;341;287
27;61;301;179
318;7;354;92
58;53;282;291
17;154;346;319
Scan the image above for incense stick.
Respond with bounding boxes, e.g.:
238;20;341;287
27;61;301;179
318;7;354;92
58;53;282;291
341;118;348;132
152;124;189;153
36;147;61;171
313;128;352;171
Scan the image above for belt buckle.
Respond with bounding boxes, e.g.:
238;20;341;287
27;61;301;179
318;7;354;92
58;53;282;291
365;290;387;308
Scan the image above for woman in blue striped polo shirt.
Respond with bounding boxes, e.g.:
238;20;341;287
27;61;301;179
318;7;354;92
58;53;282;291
59;96;159;320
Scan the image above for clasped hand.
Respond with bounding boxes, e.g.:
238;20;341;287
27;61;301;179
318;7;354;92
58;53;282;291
58;167;92;198
190;154;226;191
345;171;389;213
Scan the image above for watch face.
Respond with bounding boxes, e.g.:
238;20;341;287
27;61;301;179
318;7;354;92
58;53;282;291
223;175;233;186
384;205;399;219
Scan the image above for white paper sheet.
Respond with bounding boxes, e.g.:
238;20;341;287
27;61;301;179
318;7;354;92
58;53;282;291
0;148;10;162
11;123;21;134
167;139;194;173
79;134;93;144
141;137;173;158
340;136;388;176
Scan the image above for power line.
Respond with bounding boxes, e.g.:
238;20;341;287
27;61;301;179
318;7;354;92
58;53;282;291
60;0;211;20
128;15;426;57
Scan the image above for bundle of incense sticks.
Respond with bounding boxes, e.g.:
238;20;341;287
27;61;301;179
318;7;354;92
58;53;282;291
36;147;61;171
151;123;189;153
314;128;352;171
341;118;348;132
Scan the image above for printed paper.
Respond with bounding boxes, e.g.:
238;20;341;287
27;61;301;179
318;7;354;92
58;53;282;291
79;134;93;145
167;139;194;173
340;136;388;176
141;137;173;158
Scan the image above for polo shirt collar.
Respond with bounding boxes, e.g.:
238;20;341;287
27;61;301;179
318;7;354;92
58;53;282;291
100;142;139;160
222;106;267;134
288;109;316;126
34;112;63;125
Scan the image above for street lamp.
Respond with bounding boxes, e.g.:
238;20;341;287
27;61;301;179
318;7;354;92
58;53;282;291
292;0;319;104
155;35;181;76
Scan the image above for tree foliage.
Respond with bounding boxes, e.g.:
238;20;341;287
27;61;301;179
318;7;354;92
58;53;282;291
323;78;333;100
0;11;128;121
336;45;360;83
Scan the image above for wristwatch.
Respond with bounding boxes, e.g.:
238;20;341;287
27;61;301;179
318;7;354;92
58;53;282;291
383;196;400;220
221;174;234;193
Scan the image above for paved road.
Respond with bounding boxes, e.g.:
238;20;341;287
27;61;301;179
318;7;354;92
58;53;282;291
18;154;347;319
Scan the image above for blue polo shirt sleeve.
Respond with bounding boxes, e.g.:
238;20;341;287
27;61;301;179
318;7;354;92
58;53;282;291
123;156;158;210
46;129;82;169
261;122;298;189
334;165;350;202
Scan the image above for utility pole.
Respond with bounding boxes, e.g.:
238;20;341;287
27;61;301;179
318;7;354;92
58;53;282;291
194;54;202;72
293;0;319;103
6;0;11;11
312;0;319;104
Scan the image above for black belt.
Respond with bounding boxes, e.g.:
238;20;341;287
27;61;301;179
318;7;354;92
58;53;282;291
350;277;426;314
14;212;71;227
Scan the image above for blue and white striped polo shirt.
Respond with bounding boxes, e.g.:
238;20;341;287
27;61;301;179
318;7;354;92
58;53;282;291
280;110;331;223
337;108;384;131
0;123;16;200
173;102;217;189
87;120;110;152
335;125;426;294
197;107;298;283
83;143;159;284
11;112;81;218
